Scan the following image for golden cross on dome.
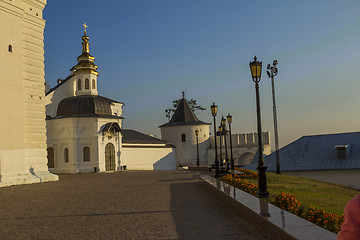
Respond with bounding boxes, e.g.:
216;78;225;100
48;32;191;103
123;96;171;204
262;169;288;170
83;22;88;34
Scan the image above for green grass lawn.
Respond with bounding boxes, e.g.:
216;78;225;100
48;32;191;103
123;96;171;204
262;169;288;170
246;172;360;215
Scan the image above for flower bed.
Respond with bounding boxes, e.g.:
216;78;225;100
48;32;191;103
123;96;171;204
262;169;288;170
221;174;258;195
220;168;344;234
274;192;301;214
234;168;258;179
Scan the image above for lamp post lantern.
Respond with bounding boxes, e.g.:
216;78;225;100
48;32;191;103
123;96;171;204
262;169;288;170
267;60;281;174
165;109;172;122
195;129;200;166
218;125;223;167
210;103;220;177
227;113;234;170
249;56;269;197
221;116;229;170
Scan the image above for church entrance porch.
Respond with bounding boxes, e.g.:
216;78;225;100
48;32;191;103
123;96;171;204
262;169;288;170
105;143;115;171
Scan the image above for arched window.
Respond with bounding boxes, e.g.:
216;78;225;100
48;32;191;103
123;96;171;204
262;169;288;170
8;45;12;52
47;147;55;168
83;147;90;162
78;79;81;90
64;148;69;163
92;79;96;89
85;78;89;89
181;134;186;142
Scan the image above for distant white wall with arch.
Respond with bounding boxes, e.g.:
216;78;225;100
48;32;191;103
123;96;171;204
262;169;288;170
207;132;271;166
238;152;255;166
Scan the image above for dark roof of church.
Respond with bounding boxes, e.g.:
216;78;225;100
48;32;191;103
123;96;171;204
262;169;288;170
122;129;167;144
244;132;360;172
56;95;123;119
159;98;210;127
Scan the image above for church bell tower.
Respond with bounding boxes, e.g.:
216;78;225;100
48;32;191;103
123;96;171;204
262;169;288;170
72;23;99;96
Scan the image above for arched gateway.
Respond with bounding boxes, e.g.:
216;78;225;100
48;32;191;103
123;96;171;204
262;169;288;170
105;143;116;171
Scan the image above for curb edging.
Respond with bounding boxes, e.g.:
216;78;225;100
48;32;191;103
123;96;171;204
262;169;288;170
201;175;337;240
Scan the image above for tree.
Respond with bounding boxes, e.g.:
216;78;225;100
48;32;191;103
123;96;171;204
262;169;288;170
165;92;206;121
171;98;206;112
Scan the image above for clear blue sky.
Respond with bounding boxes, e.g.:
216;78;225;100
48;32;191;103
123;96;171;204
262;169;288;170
44;0;360;148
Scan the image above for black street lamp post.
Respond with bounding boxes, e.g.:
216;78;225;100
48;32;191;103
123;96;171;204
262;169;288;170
227;113;234;170
210;103;220;177
221;116;229;170
249;56;269;197
195;129;200;166
218;125;223;168
267;60;281;174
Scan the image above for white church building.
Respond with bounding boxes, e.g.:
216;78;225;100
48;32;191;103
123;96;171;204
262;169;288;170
45;27;176;173
45;27;124;173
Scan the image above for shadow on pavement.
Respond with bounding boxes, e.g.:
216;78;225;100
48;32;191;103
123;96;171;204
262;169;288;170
170;179;265;240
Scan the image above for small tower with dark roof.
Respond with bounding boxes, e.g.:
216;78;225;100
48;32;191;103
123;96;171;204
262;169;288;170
159;94;210;166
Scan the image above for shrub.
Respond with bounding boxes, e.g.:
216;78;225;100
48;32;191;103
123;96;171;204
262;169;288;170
234;167;258;179
221;174;258;196
274;192;301;215
300;206;344;233
273;193;344;234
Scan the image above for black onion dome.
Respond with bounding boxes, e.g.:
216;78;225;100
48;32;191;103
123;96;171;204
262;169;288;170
57;95;123;118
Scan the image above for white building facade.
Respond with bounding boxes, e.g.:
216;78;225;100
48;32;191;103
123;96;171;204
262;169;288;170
0;0;58;187
45;28;124;173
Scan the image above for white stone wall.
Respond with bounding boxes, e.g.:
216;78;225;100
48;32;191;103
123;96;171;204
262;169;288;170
46;117;123;173
0;0;58;187
160;124;210;166
284;170;360;190
47;118;94;173
121;144;176;170
210;132;270;148
45;76;76;118
207;132;271;166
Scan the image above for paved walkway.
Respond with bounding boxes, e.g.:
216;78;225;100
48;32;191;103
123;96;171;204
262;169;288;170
0;171;265;240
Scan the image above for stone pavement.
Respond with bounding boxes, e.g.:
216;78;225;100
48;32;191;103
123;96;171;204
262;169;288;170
0;170;266;240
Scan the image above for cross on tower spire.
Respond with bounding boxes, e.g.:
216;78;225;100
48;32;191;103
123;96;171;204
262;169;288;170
83;22;88;34
81;23;90;53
